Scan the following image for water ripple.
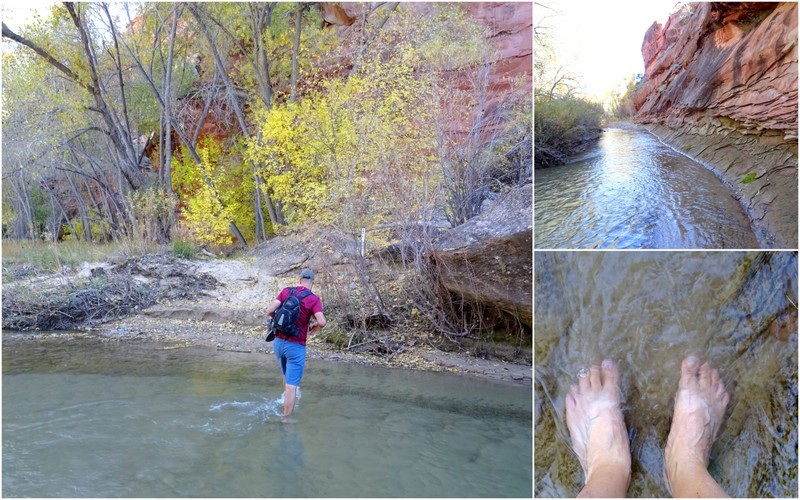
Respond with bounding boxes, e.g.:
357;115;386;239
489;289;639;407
535;127;759;249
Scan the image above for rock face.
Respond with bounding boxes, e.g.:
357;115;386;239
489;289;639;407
175;2;531;162
335;3;532;95
633;2;798;248
330;2;532;136
432;184;532;327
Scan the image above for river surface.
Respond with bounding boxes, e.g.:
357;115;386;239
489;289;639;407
3;339;532;497
534;251;798;497
535;127;759;249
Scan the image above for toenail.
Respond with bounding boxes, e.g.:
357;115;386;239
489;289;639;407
602;359;613;368
686;355;699;365
578;367;589;378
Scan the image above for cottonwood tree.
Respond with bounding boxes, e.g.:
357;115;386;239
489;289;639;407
110;2;257;246
185;2;343;239
2;5;142;240
4;5;147;189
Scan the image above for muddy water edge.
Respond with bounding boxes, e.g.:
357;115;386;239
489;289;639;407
534;251;798;497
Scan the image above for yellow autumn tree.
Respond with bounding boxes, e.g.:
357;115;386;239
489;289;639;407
246;54;438;233
172;138;258;246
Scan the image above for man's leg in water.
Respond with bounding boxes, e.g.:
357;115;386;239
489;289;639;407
665;355;730;498
280;341;306;418
283;383;298;417
566;359;631;498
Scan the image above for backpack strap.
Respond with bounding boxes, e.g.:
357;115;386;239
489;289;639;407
297;289;313;300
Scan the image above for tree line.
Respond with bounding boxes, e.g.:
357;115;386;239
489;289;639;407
533;2;638;168
2;2;530;247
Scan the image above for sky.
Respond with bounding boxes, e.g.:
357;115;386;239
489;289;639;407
4;0;680;101
1;0;57;32
535;0;683;101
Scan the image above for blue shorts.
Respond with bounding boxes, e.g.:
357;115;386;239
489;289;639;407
273;337;306;387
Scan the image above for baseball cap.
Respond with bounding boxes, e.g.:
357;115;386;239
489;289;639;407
300;269;315;281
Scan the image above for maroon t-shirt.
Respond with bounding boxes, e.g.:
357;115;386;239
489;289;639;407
274;286;323;346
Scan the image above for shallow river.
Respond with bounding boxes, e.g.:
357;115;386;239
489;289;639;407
535;127;759;249
534;251;798;497
3;339;531;497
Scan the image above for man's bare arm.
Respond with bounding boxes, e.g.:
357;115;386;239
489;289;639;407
265;299;282;318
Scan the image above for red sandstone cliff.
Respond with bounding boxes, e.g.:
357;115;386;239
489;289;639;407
635;2;797;136
322;2;532;134
633;2;798;248
174;3;532;154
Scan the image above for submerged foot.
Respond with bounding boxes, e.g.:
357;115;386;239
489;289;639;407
665;355;730;496
565;359;631;490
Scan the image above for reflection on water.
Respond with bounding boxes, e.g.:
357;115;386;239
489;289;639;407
535;127;759;249
3;340;532;497
534;251;798;497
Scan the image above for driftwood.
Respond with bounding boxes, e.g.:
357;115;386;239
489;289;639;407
341;311;413;360
2;254;219;331
2;276;154;331
343;312;395;330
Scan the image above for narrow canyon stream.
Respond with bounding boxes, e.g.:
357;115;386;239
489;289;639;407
3;339;532;497
535;126;760;249
534;251;797;497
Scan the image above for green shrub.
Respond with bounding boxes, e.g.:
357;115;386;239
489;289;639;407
742;172;757;184
534;94;604;168
171;238;196;260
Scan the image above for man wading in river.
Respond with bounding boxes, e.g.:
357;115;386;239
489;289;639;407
266;269;326;419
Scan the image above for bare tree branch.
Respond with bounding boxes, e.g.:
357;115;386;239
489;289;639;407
2;22;93;93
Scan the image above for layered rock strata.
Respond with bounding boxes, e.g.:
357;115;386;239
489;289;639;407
633;2;798;248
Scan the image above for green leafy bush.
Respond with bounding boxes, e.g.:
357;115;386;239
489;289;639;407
171;238;196;260
534;95;604;168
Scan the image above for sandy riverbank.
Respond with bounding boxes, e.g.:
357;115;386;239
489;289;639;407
3;254;531;386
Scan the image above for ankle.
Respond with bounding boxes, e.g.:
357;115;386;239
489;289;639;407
582;463;630;497
586;462;631;488
666;455;708;492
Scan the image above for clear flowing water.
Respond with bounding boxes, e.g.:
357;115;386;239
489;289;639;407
3;339;532;497
534;251;798;497
535;127;759;249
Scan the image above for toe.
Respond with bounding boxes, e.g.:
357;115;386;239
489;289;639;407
698;362;712;387
710;368;720;385
601;358;620;387
566;391;577;411
715;381;728;399
680;355;700;387
578;367;591;389
714;379;728;395
589;365;602;389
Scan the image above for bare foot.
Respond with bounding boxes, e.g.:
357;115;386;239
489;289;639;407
566;359;631;491
664;355;730;496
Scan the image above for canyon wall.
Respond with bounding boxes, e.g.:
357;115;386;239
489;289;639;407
324;2;532;136
177;2;532;152
633;2;798;248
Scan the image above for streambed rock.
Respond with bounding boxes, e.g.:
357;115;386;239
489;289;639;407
432;183;532;326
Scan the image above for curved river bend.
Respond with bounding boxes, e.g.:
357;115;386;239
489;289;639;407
535;127;759;249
